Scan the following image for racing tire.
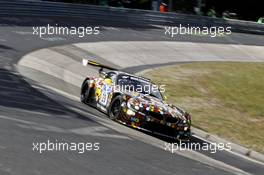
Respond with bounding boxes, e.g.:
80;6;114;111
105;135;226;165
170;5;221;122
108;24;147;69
80;81;92;104
108;95;122;120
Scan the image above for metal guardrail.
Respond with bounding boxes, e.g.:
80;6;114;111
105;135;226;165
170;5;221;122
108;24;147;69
0;0;263;35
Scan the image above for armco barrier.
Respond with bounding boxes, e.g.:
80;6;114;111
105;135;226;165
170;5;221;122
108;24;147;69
0;0;263;34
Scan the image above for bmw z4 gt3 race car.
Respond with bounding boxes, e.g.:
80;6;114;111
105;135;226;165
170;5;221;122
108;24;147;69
81;60;191;140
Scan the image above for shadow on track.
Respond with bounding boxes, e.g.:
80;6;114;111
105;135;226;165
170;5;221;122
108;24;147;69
0;68;96;123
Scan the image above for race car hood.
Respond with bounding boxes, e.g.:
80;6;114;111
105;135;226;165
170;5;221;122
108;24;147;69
124;91;187;121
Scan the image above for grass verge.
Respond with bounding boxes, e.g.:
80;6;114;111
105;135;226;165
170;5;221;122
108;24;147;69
143;62;264;153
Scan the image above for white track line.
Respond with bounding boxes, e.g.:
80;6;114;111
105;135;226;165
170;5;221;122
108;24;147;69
193;134;264;166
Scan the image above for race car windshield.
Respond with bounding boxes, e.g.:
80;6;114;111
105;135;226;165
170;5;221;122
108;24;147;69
117;74;163;100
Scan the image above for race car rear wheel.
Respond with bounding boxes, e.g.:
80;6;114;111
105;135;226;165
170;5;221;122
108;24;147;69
81;82;92;104
108;95;122;120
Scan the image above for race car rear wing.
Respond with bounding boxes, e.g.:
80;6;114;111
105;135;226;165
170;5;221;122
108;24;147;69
82;59;118;71
82;59;151;82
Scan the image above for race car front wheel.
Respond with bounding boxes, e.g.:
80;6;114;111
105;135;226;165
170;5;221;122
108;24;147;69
108;95;122;120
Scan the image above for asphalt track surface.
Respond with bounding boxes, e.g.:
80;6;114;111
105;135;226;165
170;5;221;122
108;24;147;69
0;14;264;175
